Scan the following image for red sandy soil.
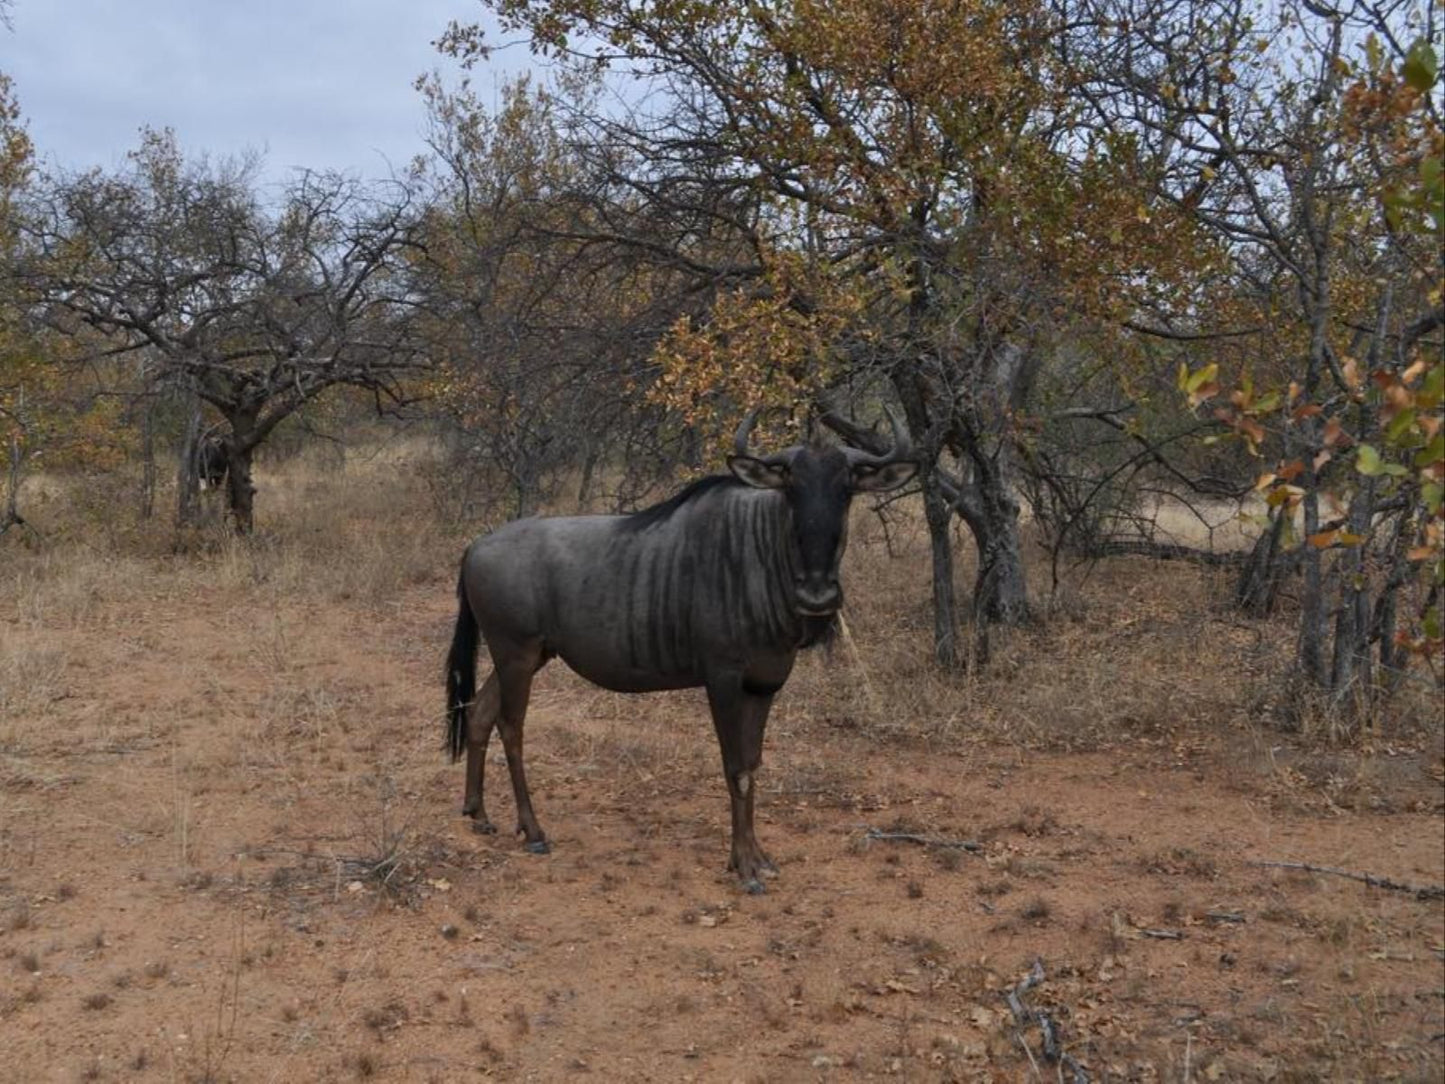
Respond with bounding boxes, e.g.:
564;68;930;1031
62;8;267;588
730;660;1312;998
2;562;1442;1082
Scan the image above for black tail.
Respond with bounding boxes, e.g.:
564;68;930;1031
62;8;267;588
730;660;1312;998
445;565;479;762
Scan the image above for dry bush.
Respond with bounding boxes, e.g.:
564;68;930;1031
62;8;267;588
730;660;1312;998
0;639;66;730
783;498;1442;752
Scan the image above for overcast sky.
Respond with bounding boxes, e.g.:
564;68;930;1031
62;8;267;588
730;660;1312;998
2;0;529;183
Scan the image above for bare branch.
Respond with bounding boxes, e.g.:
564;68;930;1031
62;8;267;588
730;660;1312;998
1249;860;1445;901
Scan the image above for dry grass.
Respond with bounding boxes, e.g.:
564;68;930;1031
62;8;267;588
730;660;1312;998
3;436;1436;830
10;434;1435;757
796;508;1245;751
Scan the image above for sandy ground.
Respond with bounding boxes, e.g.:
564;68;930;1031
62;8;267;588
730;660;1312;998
1;473;1442;1083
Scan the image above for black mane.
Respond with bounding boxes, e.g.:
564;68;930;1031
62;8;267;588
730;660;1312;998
619;474;744;533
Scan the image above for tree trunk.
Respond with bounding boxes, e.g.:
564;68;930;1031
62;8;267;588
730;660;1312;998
890;372;961;668
1330;478;1376;706
920;470;960;666
824;394;1029;659
1297;490;1329;685
965;456;1029;626
224;441;257;534
941;409;1030;630
1236;508;1289;617
176;398;204;530
139;391;156;520
1296;230;1333;686
1;430;24;538
1371;508;1414;691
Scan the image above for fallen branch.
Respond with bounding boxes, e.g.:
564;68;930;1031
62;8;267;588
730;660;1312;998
861;827;982;853
1003;959;1089;1084
1250;860;1445;901
1140;928;1185;940
1073;539;1245;567
1205;910;1247;924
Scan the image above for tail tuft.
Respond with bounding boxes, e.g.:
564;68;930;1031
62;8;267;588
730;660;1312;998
444;565;479;762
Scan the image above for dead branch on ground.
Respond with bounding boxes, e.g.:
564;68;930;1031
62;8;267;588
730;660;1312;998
861;827;982;852
1250;860;1445;901
1206;910;1247;924
1003;959;1089;1084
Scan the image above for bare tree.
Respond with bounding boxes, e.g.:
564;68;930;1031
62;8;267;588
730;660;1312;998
413;76;724;519
19;130;431;532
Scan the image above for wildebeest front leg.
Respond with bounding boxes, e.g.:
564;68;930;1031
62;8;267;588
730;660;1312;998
706;678;777;893
462;673;501;833
496;654;549;854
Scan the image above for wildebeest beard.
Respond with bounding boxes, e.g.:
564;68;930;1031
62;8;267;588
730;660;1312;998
798;612;838;650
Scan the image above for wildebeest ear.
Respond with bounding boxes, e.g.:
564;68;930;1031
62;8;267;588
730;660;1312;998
728;455;790;490
850;459;918;492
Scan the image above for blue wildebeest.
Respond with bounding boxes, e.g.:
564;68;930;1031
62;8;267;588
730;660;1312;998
445;410;918;892
196;435;228;490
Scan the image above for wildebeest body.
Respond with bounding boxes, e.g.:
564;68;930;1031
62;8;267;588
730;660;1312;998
464;481;812;693
445;411;917;892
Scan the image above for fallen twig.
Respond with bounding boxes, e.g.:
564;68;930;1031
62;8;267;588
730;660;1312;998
1250;860;1445;901
861;827;982;852
1002;959;1089;1084
1206;910;1247;924
1140;928;1185;940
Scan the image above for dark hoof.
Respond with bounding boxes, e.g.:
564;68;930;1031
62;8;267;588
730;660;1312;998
740;877;767;895
524;839;550;855
470;819;497;835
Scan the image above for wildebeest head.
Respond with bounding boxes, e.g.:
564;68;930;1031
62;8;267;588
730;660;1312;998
727;409;918;616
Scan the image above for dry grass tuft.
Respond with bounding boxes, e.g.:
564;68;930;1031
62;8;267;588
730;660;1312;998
1020;896;1052;922
361;998;409;1036
5;900;31;931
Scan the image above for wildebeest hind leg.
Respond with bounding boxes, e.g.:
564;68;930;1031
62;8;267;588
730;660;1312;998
496;650;549;854
462;673;501;833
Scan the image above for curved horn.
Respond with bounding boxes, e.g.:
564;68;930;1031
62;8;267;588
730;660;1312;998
733;407;797;465
849;405;914;465
881;404;913;461
733;408;761;458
